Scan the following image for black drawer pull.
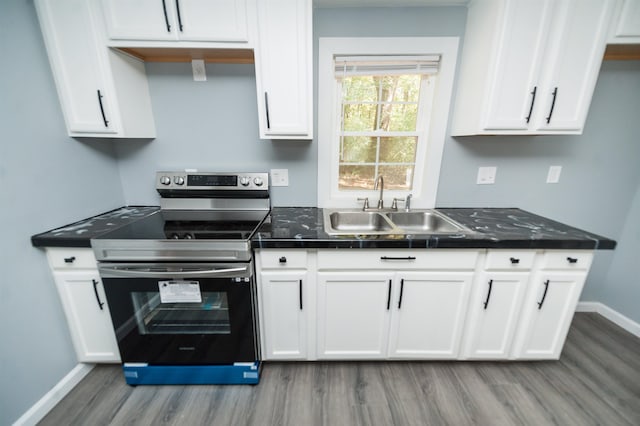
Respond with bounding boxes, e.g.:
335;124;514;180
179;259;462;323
380;256;416;261
279;256;287;263
483;279;493;310
510;257;520;264
538;280;550;309
64;256;76;264
567;257;578;264
92;279;105;310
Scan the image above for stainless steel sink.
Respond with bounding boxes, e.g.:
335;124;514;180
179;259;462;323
387;211;463;234
323;209;473;235
328;211;395;233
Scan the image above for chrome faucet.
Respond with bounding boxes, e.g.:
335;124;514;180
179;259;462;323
374;174;384;209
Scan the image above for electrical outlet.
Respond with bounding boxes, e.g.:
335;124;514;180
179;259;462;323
547;166;562;183
270;169;289;186
192;59;206;81
477;167;497;184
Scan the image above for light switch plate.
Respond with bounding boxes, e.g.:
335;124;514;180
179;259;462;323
477;167;497;184
547;166;562;183
192;59;206;81
270;169;289;186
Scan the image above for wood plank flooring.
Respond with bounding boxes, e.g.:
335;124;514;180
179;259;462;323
39;313;640;426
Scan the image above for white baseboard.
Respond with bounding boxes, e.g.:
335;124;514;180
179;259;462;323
576;302;640;338
12;363;94;426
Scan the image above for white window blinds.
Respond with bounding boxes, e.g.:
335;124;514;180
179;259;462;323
334;55;441;77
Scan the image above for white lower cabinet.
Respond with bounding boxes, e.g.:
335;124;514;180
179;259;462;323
46;248;120;363
317;272;394;359
259;270;308;360
461;272;529;359
512;271;588;359
255;248;594;361
512;251;593;359
387;272;473;359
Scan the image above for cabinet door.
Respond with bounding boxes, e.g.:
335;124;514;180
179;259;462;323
388;272;473;359
255;0;312;139
461;272;529;359
36;0;118;134
259;271;307;360
317;272;393;359
512;271;587;359
483;0;554;130
176;0;248;42
533;0;615;131
101;0;179;40
53;271;121;363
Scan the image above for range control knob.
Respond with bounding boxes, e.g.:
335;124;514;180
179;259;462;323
160;176;171;185
253;177;264;187
239;176;251;187
174;176;185;185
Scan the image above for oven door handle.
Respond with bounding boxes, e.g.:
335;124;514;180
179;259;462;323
98;266;249;278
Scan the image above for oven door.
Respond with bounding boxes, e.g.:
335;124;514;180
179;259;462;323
98;262;257;365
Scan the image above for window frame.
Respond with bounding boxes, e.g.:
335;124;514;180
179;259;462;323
317;37;459;209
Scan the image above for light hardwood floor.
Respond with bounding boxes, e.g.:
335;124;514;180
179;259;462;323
39;313;640;426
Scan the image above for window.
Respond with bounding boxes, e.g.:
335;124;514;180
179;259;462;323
318;38;459;209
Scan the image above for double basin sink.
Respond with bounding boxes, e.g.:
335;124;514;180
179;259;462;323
323;209;474;236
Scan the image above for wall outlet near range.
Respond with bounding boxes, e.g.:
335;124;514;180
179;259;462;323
547;165;562;183
270;169;289;186
477;166;497;184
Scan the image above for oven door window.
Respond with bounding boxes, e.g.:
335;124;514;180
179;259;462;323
131;291;231;335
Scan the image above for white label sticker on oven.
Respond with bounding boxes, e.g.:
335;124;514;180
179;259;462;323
158;281;202;303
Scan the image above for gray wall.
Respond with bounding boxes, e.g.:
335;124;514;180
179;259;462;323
0;1;126;424
2;3;639;424
114;62;316;206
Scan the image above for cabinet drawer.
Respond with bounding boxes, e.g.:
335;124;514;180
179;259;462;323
539;251;593;270
317;249;479;270
258;250;308;269
46;248;98;269
485;250;536;270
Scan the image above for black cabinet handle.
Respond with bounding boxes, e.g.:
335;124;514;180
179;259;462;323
299;279;303;310
510;257;520;264
264;92;271;129
567;257;578;264
97;90;109;127
92;279;105;311
64;256;76;264
483;279;493;310
546;87;558;124
525;86;537;123
161;0;171;32
398;279;405;309
175;0;184;31
380;256;416;261
386;280;392;310
279;256;287;263
538;280;550;309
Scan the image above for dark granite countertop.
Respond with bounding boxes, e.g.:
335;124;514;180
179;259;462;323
251;207;616;250
31;206;160;248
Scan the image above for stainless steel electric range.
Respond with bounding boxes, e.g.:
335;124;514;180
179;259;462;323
92;171;270;385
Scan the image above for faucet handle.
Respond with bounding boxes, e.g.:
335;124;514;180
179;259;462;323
391;198;400;210
357;197;370;211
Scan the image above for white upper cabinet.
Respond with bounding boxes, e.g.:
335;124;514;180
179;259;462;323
451;0;616;136
35;0;155;138
254;0;313;139
609;0;640;43
101;0;249;42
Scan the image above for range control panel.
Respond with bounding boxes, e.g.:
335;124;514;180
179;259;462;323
156;172;269;191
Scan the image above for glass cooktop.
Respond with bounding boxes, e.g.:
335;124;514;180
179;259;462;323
95;210;269;241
